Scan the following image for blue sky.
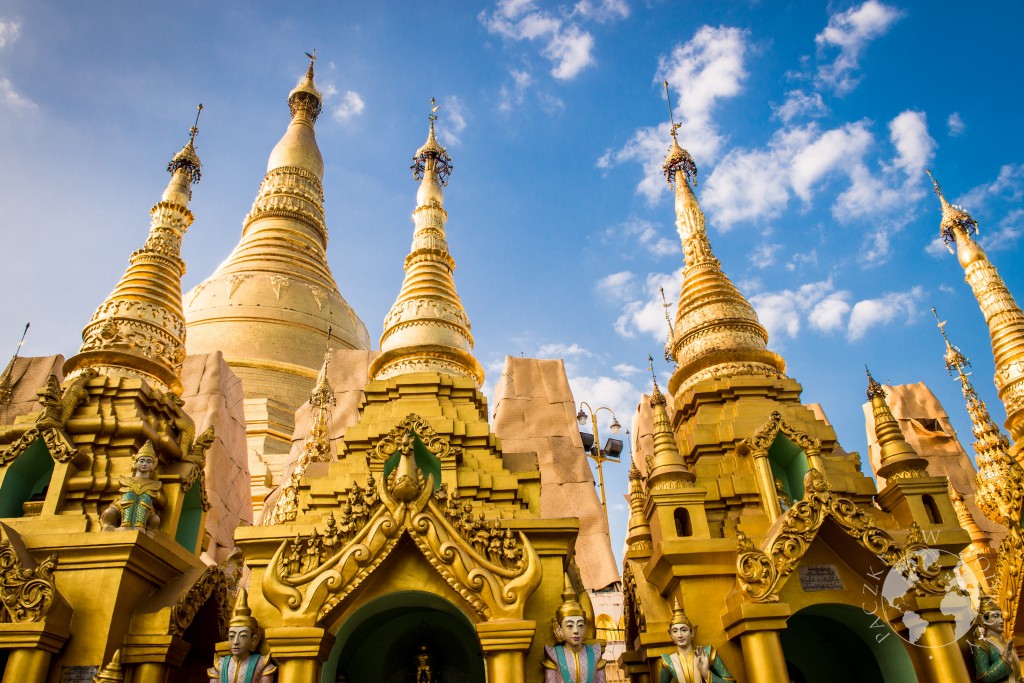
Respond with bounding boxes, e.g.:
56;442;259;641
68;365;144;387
0;1;1022;563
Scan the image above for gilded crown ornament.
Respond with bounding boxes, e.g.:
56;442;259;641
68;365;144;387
661;82;697;187
543;574;606;682
209;588;276;683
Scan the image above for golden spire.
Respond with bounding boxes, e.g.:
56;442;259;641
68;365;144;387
933;308;1023;527
647;357;694;487
369;99;484;384
948;484;994;555
929;171;1024;442
264;335;337;525
0;322;29;404
662;83;785;398
624;460;652;554
93;650;124;683
865;366;929;480
64;106;204;394
267;50;324;177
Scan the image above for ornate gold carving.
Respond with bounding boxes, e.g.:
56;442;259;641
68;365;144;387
308;285;326;311
169;563;230;638
0;540;59;622
181;426;215;510
371;414;461;464
0;373;90;466
226;274;250;298
744;411;821;454
621;562;646;645
268;275;290;300
736;469;914;603
263;445;540;624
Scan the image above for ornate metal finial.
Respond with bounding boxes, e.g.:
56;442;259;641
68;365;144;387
289;51;323;122
865;365;884;400
0;322;29;404
926;169;978;250
662;81;697;186
932;307;971;377
411;97;453;186
167;104;203;185
660;286;676;363
649;354;667;407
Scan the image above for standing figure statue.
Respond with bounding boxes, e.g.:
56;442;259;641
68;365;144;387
774;478;793;512
209;588;276;683
100;441;165;532
970;595;1021;683
659;599;734;683
543;574;605;682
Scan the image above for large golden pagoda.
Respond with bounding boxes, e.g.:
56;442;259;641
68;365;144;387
184;57;371;513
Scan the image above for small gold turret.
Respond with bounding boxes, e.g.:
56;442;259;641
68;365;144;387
866;367;929;480
933;308;1024;527
929;171;1024;442
662;84;785;399
369;99;484;384
624;461;652;555
64;105;204;394
647;364;694;488
264;342;337;525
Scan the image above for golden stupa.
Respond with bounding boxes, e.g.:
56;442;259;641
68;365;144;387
1;54;1024;683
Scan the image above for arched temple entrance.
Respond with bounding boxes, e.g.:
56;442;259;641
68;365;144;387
780;604;917;683
324;590;485;683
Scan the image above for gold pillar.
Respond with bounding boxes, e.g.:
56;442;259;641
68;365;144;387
917;622;970;683
476;619;535;683
264;626;334;683
131;662;167;683
752;451;780;521
806;446;824;473
1;648;50;683
739;631;788;683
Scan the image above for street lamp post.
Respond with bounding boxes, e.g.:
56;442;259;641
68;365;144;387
576;401;622;515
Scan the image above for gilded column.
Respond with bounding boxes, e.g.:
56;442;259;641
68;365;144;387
1;648;50;683
476;620;535;683
929;171;1024;442
369;101;484;384
63;108;203;395
264;626;334;683
738;631;788;683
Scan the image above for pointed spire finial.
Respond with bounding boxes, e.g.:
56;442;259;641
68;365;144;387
167;103;203;185
865;365;884;400
288;51;323;123
0;322;29;404
866;364;928;480
412;96;452;186
932;307;971;377
660;286;676;364
662;81;697;186
648;354;666;407
926;169;978;250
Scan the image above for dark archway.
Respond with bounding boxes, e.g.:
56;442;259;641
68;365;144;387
0;439;53;517
781;604;917;682
324;590;485;683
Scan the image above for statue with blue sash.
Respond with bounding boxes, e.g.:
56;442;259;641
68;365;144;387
659;599;734;683
100;440;165;532
542;574;605;682
208;588;276;683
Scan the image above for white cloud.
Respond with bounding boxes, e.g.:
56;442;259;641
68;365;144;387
537;342;592;358
750;243;781;269
439;95;467;146
613;270;683;341
790;120;872;201
787;249;819;272
815;1;904;94
331;90;365;122
773;90;828;124
608;218;677;257
749;279;850;340
603;25;749;204
574;0;629;22
567;375;643;437
888;110;935;178
847;286;923;340
0;20;19;48
960;163;1024;209
612;362;643;376
749;291;802;339
480;0;621;82
947;112;965;137
702;145;789;228
808;293;851;332
980;208;1024;252
499;69;533;112
595;271;637;303
0;78;35;112
925;236;949;258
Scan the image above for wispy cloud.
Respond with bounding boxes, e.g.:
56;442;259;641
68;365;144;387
0;20;19;49
331;90;365;122
481;0;625;82
815;1;904;95
601;25;749;203
772;90;829;124
499;69;532;112
605;217;677;257
750;243;782;269
611;269;682;341
0;78;35;112
947;112;965;137
847;286;923;340
439;95;467;146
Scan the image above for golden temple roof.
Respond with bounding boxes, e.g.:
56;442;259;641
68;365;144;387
64;108;203;394
369;101;484;384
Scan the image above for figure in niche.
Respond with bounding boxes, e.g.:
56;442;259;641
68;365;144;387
659;599;734;683
472;513;490;555
363;473;378;508
349;482;367;528
414;644;435;683
208;588;276;683
774;478;793;512
100;441;165;533
970;594;1021;682
542;574;605;682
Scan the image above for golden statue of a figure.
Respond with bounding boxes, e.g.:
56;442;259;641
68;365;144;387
100;441;165;532
208;588;276;683
542;574;605;682
659;600;734;683
970;594;1021;683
